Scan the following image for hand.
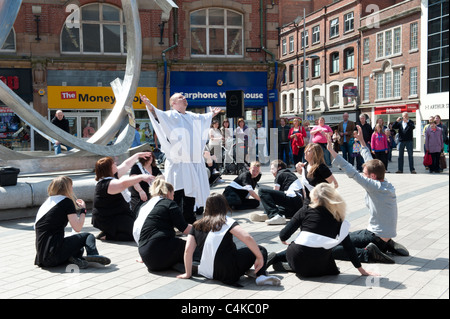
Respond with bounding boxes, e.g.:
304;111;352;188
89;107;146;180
139;93;152;107
295;162;304;174
209;107;222;117
139;190;148;202
355;126;366;148
138;152;153;160
281;241;289;245
396;117;402;122
76;199;86;209
358;267;380;277
253;255;264;273
143;174;155;184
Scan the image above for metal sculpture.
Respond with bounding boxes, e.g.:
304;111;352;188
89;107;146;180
0;0;142;166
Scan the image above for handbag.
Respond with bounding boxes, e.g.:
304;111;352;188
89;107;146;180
423;152;432;167
439;153;447;169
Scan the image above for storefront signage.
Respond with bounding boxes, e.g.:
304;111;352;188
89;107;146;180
47;86;157;110
374;104;419;115
343;86;358;97
170;72;267;107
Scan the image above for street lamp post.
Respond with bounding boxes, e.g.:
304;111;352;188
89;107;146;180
302;8;307;123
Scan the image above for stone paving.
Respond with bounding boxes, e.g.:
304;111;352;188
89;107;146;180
0;152;448;302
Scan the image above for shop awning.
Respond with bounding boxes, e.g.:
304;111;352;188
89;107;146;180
374;103;419;115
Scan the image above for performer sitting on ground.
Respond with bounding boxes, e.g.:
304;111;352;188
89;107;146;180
177;193;280;287
92;153;154;241
267;183;378;278
327;126;409;264
34;176;110;269
252;160;304;225
222;161;261;210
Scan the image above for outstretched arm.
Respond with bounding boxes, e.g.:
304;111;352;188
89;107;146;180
140;94;159;122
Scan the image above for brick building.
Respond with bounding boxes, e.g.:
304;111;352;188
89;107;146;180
0;0;282;151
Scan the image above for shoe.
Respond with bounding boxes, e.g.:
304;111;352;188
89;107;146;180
68;256;89;269
272;261;292;272
266;252;277;269
386;239;409;256
411;170;417;174
250;212;268;222
265;214;286;225
255;275;281;286
84;255;111;265
366;243;395;264
395;170;403;174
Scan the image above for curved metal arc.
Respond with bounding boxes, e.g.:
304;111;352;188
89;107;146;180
0;0;22;48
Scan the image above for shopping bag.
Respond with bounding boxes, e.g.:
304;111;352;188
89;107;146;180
439;153;447;169
423;152;432;167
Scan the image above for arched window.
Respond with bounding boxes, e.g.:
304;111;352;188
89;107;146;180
0;29;15;52
61;3;126;55
190;8;243;57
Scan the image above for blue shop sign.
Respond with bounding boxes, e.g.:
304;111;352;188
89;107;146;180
170;71;267;107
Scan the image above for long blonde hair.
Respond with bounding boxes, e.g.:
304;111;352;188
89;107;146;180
309;183;346;222
305;143;326;179
47;176;77;208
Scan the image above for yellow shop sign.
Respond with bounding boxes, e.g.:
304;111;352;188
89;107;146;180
47;86;157;110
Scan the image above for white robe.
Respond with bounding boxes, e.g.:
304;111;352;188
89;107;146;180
147;106;212;208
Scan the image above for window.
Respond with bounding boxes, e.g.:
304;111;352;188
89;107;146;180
282;38;287;55
410;67;418;96
344;12;354;32
282;94;287;112
363;38;370;62
312;58;320;77
376;75;384;100
61;3;126;55
393;69;401;98
410;22;418;50
289;65;295;82
301;61;309;80
190;8;243;57
385;72;392;98
330;85;339;106
344;48;354;70
289;93;295;112
363;76;370;101
330;52;339;73
427;0;449;94
0;29;15;52
289;36;294;52
312;25;320;44
376;27;402;59
312;89;321;108
330;18;339;38
301;31;309;49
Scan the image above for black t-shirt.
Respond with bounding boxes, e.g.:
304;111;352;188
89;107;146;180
138;198;188;247
34;197;77;266
128;164;162;210
275;168;299;192
190;220;241;285
92;178;134;231
305;162;332;186
227;171;261;199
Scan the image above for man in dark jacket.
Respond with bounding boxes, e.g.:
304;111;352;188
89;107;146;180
392;112;416;174
51;110;71;155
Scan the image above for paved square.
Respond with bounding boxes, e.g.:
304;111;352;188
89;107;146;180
0;152;448;300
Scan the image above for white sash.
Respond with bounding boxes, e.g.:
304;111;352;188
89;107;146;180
34;195;67;229
132;196;163;244
294;220;351;249
285;178;303;198
99;177;131;203
198;216;236;279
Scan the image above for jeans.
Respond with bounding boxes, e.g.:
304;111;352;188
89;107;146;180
340;142;354;165
319;143;331;166
278;143;290;165
397;140;415;172
53;142;73;155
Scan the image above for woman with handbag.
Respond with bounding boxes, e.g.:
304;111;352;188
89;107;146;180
425;121;444;174
289;118;306;166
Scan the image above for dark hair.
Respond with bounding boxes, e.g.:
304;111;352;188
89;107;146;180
138;153;157;167
95;157;114;181
193;193;231;232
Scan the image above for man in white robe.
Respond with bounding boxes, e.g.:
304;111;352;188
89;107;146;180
139;93;221;223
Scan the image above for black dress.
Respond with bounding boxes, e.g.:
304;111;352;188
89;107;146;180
92;177;136;241
279;205;361;277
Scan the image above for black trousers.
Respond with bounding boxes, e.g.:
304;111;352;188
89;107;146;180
174;189;196;224
223;187;260;210
258;188;303;219
43;233;99;267
139;236;186;272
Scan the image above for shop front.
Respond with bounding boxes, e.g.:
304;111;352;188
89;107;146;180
170;71;269;131
374;103;420;150
0;68;33;150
